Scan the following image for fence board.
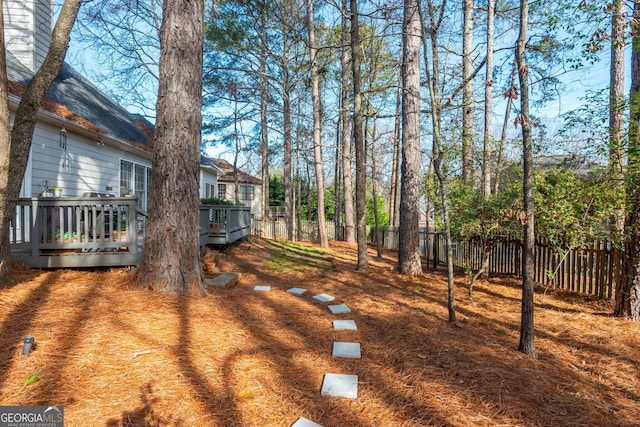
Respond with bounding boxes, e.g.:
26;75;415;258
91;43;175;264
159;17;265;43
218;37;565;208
251;221;620;300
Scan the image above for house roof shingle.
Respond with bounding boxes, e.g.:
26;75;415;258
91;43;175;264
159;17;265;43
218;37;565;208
209;158;261;185
7;52;226;175
6;51;154;149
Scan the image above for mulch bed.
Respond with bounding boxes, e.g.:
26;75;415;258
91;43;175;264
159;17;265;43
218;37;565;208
1;236;638;426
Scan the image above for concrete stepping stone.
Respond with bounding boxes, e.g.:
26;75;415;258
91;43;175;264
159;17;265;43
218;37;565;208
327;304;350;314
287;287;307;295
332;319;357;330
321;373;358;399
291;417;323;427
254;285;271;291
205;272;241;288
332;342;361;359
312;293;335;303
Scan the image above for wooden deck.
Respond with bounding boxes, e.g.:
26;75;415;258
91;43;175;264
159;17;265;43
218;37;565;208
9;198;250;268
199;204;251;246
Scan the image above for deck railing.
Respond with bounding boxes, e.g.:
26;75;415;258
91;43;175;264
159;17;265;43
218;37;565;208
10;197;143;268
199;205;251;246
10;198;250;268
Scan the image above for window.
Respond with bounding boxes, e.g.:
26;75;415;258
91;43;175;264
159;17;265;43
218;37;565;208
146;168;151;212
217;184;226;200
120;161;132;194
205;183;215;198
120;160;151;212
240;185;254;201
134;164;145;204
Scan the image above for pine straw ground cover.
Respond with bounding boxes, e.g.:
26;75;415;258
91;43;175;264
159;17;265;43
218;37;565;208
0;236;639;427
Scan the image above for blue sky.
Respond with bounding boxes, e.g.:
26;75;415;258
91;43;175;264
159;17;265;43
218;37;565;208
61;1;630;166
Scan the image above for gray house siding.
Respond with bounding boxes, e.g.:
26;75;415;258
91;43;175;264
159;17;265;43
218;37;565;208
23;118;219;205
5;0;223;212
3;0;51;72
22;122;225;204
22;119;150;199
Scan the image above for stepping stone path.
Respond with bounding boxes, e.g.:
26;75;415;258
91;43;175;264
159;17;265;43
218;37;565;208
320;373;359;399
332;319;357;330
205;272;241;288
312;293;335;302
332;342;361;359
327;303;350;314
291;417;323;427
251;283;361;427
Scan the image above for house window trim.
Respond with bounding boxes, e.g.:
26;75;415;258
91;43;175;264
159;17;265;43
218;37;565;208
120;159;151;212
240;184;254;201
205;182;215;199
217;183;226;200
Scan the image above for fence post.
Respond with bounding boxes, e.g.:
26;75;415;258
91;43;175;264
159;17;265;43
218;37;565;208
433;232;439;270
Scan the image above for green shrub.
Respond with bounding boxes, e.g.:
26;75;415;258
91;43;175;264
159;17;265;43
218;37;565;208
200;197;235;206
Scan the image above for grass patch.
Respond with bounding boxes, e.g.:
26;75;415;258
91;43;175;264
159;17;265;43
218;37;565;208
264;240;333;274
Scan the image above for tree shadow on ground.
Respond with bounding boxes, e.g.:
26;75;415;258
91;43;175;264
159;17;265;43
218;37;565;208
105;383;174;426
0;271;60;390
2;238;637;426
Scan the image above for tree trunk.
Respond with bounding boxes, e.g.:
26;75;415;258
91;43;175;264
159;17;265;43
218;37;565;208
493;65;516;195
398;0;423;276
390;66;402;228
616;0;640;321
424;0;455;322
516;0;536;354
282;17;294;240
305;0;328;248
482;0;494;197
469;238;492;299
422;0;454;321
341;0;356;243
424;159;433;261
295;131;302;241
610;0;626;179
232;93;241;205
0;0;82;280
609;0;626;234
259;16;270;223
370;115;382;258
335;112;342;237
480;0;495;281
351;0;368;269
135;0;206;296
461;0;474;182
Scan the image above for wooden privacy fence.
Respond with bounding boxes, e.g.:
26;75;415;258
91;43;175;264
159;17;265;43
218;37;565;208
531;238;621;299
251;221;620;299
369;227;620;299
251;219;344;241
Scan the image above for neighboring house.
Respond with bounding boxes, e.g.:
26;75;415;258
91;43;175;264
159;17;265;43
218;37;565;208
533;154;599;177
4;0;224;213
209;158;263;220
418;208;435;230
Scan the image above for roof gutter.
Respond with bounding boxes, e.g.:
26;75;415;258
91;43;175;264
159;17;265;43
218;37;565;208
8;94;152;159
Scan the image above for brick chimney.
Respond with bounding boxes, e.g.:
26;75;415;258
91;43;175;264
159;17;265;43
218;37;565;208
3;0;52;72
